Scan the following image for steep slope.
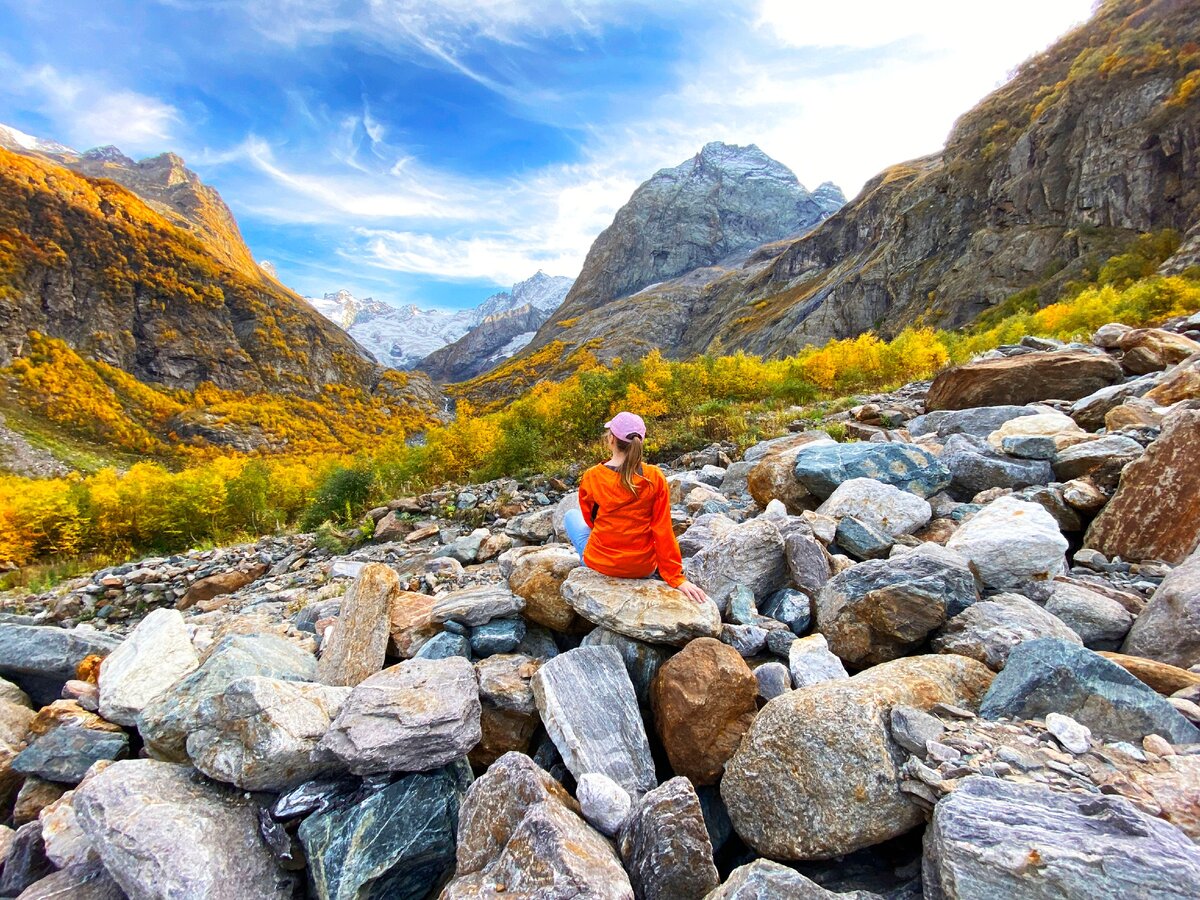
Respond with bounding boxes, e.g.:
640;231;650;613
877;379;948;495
0;147;404;401
464;0;1198;406
67;148;262;279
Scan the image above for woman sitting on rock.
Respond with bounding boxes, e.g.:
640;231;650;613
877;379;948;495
563;411;710;604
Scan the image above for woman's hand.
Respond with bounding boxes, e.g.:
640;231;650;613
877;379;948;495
676;580;709;604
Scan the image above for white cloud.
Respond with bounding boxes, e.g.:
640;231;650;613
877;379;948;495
0;60;180;153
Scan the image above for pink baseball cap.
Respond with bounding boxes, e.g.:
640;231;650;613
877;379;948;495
605;411;646;441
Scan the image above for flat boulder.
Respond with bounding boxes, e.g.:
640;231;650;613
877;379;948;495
945;496;1067;593
319;656;481;775
721;654;994;860
1121;549;1200;668
939;434;1054;501
74;759;295;899
923;777;1200;898
925;350;1124;410
13;726;128;785
908;405;1041;439
815;552;978;667
979;637;1200;745
1052;434;1144;489
177;564;266;610
932;593;1081;670
1085;408;1200;564
531;646;656;798
431;584;524;627
1145;351;1200;405
650;638;758;785
299;763;468;900
98;609;199;727
0;626;119;690
792;442;950;500
562;568;721;645
619;777;719;900
186;676;350;791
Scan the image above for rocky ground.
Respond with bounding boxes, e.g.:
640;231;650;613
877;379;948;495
0;318;1199;898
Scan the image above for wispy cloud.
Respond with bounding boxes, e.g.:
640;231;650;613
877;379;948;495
0;57;180;153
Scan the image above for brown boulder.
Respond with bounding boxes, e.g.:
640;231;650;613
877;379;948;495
469;706;539;769
316;563;398;687
1097;652;1200;696
747;434;832;514
1116;329;1200;375
1145;352;1200;405
926;351;1124;411
650;637;758;785
387;590;440;658
372;510;410;542
177;564;268;611
1085;409;1200;564
506;546;582;632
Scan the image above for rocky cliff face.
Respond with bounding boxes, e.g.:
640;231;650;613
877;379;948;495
468;0;1198;404
542;142;843;332
0;147;415;401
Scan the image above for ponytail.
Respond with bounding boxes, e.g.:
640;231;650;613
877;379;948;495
616;434;644;495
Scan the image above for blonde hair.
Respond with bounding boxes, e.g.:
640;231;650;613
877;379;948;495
615;433;644;495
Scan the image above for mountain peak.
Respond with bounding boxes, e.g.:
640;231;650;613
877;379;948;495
82;145;135;166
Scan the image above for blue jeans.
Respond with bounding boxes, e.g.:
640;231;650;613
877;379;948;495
563;508;591;563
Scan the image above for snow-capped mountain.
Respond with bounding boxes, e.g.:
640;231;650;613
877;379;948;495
306;271;574;370
0;123;76;156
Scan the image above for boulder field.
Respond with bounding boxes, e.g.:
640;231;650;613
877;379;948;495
0;323;1198;896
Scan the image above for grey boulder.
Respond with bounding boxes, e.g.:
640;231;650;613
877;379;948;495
531;646;656;798
97;609;200;727
73;759;296;899
1045;581;1133;650
908;406;1040;439
319;656;482;775
945;496;1067;593
932;593;1082;670
1122;549;1200;669
186;676;351;791
923;776;1200;899
979;638;1200;744
939;434;1054;501
619;776;719;900
684;517;788;608
137;633;316;762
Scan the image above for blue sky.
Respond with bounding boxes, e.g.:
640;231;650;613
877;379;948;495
0;0;1095;310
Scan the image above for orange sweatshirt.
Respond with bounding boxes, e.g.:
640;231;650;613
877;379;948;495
577;462;685;588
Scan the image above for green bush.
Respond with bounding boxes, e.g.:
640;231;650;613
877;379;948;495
302;464;374;530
